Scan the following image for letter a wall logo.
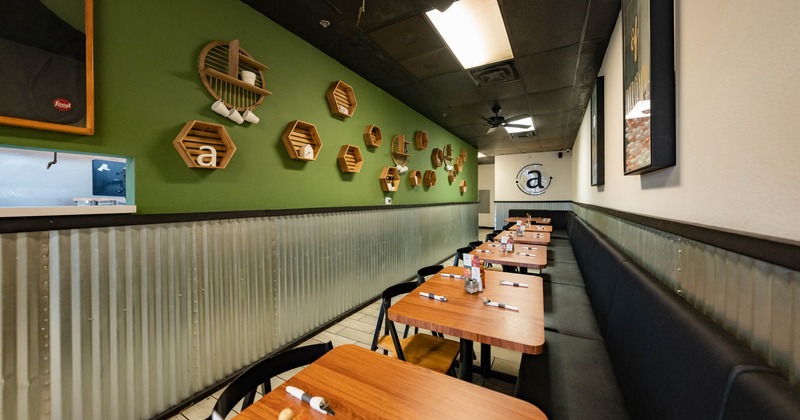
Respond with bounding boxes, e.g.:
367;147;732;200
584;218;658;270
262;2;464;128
516;163;553;196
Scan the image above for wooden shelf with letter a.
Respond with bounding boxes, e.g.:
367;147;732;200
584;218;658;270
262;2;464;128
173;120;237;169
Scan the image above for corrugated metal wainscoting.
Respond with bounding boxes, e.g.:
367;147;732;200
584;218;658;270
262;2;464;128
0;204;477;420
575;206;800;386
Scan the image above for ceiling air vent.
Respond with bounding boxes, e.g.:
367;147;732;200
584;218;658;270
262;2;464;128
509;131;536;139
468;60;519;87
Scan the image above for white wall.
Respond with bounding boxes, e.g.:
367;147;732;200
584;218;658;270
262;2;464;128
573;1;800;242
495;152;573;201
478;163;495;227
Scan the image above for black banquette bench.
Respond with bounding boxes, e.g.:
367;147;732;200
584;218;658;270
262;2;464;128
510;211;800;419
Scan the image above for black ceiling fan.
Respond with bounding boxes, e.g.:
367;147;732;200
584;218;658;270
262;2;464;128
484;104;531;134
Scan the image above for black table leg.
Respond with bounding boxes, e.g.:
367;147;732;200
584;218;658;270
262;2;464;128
481;343;492;379
459;339;473;381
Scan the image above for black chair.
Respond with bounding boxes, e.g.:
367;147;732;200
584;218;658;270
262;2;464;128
453;246;473;266
416;264;444;285
370;282;460;374
468;241;483;249
208;341;333;420
485;232;497;242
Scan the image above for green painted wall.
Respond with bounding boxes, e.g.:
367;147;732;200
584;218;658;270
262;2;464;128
0;0;477;214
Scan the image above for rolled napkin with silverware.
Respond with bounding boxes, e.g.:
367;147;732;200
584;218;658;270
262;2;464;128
499;281;528;288
286;386;335;416
475;249;491;253
441;273;464;279
420;292;447;302
517;252;536;257
482;297;519;311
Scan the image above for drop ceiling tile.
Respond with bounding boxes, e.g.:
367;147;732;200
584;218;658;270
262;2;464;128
399;47;462;80
527;87;574;114
384;83;446;113
320;34;415;87
575;40;608;86
585;0;621;41
421;72;484;106
367;14;444;61
501;0;590;56
477;79;527;102
434;102;492;126
566;108;587;126
517;45;581;93
532;111;567;130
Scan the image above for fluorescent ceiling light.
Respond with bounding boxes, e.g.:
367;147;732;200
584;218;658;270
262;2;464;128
426;0;513;69
504;116;535;134
477;151;487;158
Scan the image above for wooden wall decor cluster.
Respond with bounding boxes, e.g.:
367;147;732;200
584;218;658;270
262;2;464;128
173;120;236;169
414;131;429;150
198;39;271;112
391;134;411;166
379;166;400;192
337;144;364;173
327;80;357;118
364;125;383;148
282;120;322;161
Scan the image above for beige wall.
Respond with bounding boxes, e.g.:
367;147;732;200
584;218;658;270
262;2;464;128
495;152;574;201
573;1;800;242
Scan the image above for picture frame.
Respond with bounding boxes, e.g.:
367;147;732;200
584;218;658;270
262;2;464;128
622;0;675;175
591;77;605;186
0;0;94;135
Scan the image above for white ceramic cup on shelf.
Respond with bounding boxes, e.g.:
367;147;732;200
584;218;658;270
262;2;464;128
240;70;256;85
228;108;245;124
242;109;259;124
211;99;229;117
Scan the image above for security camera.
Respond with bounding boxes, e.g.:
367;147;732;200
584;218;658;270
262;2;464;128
565;149;571;153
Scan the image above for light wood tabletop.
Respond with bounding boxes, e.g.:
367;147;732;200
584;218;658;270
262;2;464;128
504;216;551;225
497;230;551;246
470;241;548;269
509;223;553;232
235;344;547;420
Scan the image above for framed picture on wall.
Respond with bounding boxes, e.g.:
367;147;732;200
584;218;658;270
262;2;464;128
591;77;605;186
0;0;94;135
622;0;675;175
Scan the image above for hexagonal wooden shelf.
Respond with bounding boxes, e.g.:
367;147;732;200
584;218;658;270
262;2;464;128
460;180;468;194
327;80;357;118
460;148;468;162
337;144;364;173
380;166;401;192
431;148;444;168
173;120;236;169
414;131;429;150
364;125;383;148
282;120;322;161
443;143;454;161
448;170;457;184
409;170;422;187
423;170;437;188
391;134;411;166
454;156;464;174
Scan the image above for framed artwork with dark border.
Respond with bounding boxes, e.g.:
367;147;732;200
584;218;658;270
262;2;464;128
622;0;675;175
0;0;94;135
591;77;605;186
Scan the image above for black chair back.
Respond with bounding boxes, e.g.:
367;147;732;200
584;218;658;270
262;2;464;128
417;264;444;284
209;341;333;419
453;246;473;266
370;281;419;358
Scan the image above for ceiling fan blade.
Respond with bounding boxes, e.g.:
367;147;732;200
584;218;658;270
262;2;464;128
504;123;531;129
503;114;531;122
486;126;497;134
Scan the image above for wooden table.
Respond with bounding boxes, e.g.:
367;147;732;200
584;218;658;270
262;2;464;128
388;266;545;381
470;241;548;270
504;216;551;225
509;223;553;233
498;230;550;246
235;344;547;420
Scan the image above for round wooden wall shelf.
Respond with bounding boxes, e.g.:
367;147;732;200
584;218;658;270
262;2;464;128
198;39;271;111
380;166;400;192
460;180;468;194
364;125;383;148
409;170;422;187
415;131;429;150
173;120;236;169
327;80;357;118
391;135;411;166
281;120;322;161
423;170;437;187
431;148;444;168
337;144;363;173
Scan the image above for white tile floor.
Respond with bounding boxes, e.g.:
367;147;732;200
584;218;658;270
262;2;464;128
170;230;521;420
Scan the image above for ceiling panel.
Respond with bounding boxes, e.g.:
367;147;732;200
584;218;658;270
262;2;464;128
245;0;620;157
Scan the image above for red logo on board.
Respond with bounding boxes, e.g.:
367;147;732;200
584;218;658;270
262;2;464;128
53;99;72;111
